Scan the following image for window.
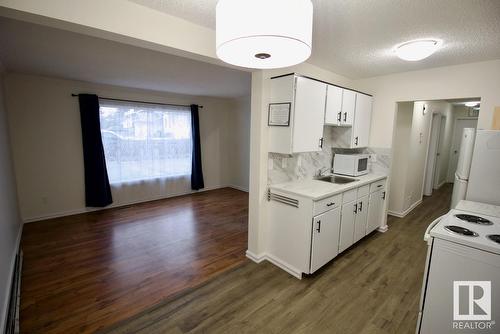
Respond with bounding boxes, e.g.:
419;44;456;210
99;100;192;184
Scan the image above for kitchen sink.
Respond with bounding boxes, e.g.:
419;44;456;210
316;175;359;184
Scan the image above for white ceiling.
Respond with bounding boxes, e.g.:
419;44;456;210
0;17;250;98
130;0;500;78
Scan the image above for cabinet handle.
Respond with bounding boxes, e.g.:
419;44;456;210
343;112;347;122
355;136;359;146
326;202;335;207
354;203;358;214
358;201;363;212
319;137;324;148
316;220;321;233
377;185;382;188
337;112;341;122
382;191;386;200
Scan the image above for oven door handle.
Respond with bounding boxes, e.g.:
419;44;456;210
424;215;445;244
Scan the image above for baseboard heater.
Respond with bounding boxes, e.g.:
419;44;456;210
5;250;22;334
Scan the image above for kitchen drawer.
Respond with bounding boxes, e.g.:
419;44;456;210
314;194;342;216
342;189;357;204
357;185;370;197
370;179;386;193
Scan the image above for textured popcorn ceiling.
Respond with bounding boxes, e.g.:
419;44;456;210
130;0;500;78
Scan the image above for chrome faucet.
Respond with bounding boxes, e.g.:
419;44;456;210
316;167;331;177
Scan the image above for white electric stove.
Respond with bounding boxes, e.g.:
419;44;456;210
417;201;500;334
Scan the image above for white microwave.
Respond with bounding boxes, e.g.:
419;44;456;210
333;154;369;177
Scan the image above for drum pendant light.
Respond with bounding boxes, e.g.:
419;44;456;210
216;0;313;69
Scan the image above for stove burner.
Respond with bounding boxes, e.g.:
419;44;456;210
487;235;500;244
445;225;479;237
455;214;493;225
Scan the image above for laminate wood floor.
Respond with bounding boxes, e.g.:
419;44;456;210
20;188;249;334
104;184;453;334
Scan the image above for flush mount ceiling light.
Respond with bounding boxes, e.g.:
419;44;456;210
465;101;480;107
216;0;313;69
394;39;442;61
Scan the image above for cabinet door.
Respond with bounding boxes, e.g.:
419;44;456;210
310;207;341;273
341;89;356;126
339;201;356;253
351;93;373;148
353;195;368;243
366;190;385;234
325;85;343;125
292;77;327;153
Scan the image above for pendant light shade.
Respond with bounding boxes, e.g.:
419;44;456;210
216;0;313;69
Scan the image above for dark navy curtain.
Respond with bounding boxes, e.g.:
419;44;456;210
190;104;205;190
78;94;113;207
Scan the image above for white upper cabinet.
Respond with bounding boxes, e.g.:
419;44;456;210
351;93;373;148
325;85;355;126
325;85;342;125
340;89;356;126
268;75;327;154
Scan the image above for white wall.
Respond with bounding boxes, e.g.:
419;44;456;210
356;59;500;148
388;102;412;214
4;73;250;222
0;71;22;331
227;95;251;191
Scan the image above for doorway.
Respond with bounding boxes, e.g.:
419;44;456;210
424;114;446;196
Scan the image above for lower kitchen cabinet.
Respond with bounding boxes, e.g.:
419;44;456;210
339;201;356;253
367;189;386;234
267;177;387;278
353;195;369;243
310;207;341;273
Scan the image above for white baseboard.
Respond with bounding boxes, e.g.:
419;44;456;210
388;199;423;218
377;225;389;233
434;180;448;190
228;184;249;193
245;251;303;279
23;184;241;223
245;250;265;263
1;222;23;332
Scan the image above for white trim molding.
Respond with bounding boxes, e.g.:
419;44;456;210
388;199;423;218
245;251;303;279
377;225;389;233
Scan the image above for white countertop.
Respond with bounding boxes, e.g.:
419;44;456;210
269;173;388;200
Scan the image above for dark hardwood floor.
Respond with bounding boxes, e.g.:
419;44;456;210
20;188;249;334
104;185;453;334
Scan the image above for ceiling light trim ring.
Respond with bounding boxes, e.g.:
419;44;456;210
217;35;312;51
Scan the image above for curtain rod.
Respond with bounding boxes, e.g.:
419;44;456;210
71;94;203;109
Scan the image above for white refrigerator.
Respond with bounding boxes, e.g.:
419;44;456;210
466;130;500;205
450;128;476;209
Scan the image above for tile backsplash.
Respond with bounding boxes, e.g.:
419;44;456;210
267;127;391;184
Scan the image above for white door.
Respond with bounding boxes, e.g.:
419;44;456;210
433;116;447;189
352;93;372;148
424;114;442;196
447;119;477;182
339;201;356;253
292;77;327;153
325;85;343;125
341;89;356;126
310;207;341;273
353;195;369;243
366;190;385;234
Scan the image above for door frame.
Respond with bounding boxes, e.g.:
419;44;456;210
423;113;442;196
